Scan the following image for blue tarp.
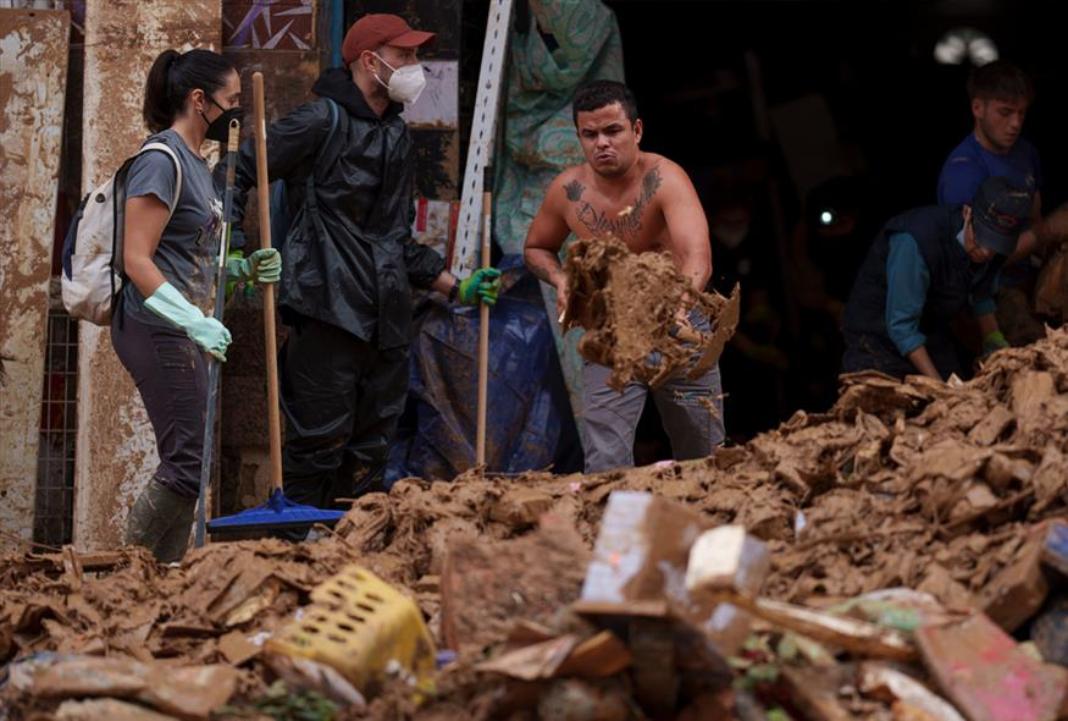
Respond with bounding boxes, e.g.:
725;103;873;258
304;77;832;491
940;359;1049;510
385;256;581;483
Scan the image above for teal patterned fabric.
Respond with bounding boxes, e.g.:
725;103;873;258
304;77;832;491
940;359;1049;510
495;0;624;256
493;0;624;443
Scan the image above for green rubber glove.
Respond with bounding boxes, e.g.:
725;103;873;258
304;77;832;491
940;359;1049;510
226;248;282;285
143;282;232;361
224;251;253;301
981;329;1009;358
457;268;502;306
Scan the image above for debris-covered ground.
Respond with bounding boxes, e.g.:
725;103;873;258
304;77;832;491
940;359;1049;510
3;328;1068;720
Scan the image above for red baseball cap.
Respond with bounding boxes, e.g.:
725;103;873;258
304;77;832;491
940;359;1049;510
342;14;435;66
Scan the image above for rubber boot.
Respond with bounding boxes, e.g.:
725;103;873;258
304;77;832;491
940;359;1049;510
125;481;196;563
155;500;196;563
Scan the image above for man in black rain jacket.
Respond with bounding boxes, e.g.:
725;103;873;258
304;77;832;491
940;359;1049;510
223;14;500;509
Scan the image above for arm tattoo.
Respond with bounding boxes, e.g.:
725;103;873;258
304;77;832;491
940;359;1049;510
571;165;663;240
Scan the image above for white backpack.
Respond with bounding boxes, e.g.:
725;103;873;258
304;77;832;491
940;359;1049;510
61;142;183;325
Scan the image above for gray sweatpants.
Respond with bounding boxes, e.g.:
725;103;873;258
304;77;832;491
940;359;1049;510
581;360;725;473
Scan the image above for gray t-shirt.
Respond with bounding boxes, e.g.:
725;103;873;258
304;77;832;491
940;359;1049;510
120;129;222;326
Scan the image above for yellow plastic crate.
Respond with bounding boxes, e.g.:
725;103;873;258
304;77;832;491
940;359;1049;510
266;565;436;698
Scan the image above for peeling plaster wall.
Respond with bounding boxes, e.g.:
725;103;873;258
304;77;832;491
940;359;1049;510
0;8;69;553
74;0;220;551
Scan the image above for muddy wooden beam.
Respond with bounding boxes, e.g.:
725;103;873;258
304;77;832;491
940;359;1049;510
918;612;1068;721
24;550;127;573
727;594;918;662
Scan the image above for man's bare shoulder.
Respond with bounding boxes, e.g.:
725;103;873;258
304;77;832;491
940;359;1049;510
640;154;699;208
642;153;692;185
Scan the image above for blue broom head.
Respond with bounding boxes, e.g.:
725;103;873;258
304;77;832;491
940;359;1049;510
207;488;345;532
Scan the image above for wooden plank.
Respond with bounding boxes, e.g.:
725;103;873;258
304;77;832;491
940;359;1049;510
28;550;127;572
730;594;917;662
979;535;1049;632
917;613;1067;721
75;0;221;551
685;525;770;598
0;8;70;553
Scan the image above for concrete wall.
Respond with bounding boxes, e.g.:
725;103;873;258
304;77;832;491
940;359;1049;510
74;0;221;551
0;8;69;553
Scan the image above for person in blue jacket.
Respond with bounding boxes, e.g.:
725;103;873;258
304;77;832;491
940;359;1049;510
936;60;1045;345
842;177;1031;381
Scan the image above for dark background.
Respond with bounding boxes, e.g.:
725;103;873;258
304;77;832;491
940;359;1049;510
603;0;1063;447
610;0;1064;216
460;0;1064;450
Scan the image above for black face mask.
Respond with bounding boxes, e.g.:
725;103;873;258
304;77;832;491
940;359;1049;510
202;95;242;142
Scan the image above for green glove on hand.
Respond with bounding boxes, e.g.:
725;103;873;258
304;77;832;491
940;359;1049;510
981;329;1010;358
226;248;282;285
457;268;502;306
143;282;232;361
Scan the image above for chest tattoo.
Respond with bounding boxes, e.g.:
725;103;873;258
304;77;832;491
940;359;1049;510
566;166;663;240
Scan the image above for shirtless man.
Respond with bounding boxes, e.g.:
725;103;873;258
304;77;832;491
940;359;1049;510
524;80;725;473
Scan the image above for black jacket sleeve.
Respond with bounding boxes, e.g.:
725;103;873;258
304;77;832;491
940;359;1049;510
401;194;448;290
404;236;448;289
398;148;446;289
215;99;334;231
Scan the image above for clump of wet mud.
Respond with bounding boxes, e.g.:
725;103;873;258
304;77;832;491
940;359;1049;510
562;235;740;391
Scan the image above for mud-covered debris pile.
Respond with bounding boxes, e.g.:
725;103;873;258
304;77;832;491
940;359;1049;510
334;326;1068;612
3;328;1068;719
0;540;357;665
562;235;740;391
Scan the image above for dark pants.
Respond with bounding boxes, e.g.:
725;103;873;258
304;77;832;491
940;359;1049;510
111;310;208;499
280;316;408;508
842;331;960;380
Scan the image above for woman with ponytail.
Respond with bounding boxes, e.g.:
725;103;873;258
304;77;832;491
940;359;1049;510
114;48;281;562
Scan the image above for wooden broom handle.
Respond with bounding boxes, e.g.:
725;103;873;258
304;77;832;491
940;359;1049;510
252;72;284;492
476;184;491;467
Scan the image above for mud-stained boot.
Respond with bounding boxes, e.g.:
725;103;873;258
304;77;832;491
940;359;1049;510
125;481;196;563
155;497;196;563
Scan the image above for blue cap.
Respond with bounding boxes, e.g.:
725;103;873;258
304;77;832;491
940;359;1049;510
971;176;1032;256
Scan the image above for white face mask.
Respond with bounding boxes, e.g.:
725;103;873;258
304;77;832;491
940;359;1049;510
373;53;426;105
